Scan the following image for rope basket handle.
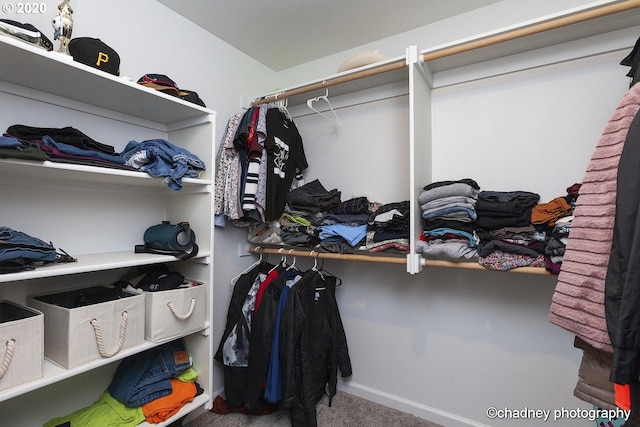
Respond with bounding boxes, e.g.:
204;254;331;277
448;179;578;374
167;298;196;320
0;339;15;378
89;311;128;358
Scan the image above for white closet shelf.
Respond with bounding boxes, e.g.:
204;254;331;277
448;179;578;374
0;333;211;403
0;251;212;284
0;35;214;125
0;158;212;189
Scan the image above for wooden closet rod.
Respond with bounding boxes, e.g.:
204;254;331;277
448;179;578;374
252;0;640;106
422;0;640;62
248;246;550;274
251;58;407;106
248;245;407;265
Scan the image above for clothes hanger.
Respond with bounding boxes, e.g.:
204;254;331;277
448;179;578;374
274;95;292;120
286;249;300;272
230;246;268;286
306;89;340;126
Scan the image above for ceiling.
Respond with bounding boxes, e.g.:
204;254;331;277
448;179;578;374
157;0;503;71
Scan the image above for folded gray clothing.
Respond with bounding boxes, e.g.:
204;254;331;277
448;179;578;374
414;240;478;260
419;183;479;205
421;195;477;212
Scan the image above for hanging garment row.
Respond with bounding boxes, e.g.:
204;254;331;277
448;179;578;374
214;103;308;225
214;252;352;427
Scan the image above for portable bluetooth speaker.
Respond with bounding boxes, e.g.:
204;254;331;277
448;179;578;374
135;221;198;260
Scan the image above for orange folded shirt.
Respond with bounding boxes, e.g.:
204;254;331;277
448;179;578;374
142;379;197;424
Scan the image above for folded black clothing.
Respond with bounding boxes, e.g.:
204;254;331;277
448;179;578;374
0;142;48;161
329;197;370;215
286;179;342;213
368;201;410;227
423;178;480;191
478;239;544;258
476;190;539;215
6;124;117;155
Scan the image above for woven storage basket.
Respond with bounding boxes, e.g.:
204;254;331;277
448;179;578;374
27;286;144;369
0;301;43;391
145;284;205;342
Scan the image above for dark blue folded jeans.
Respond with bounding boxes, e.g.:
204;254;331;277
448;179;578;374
0;227;57;263
108;339;191;407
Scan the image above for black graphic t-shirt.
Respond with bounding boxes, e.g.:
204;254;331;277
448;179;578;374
264;108;308;221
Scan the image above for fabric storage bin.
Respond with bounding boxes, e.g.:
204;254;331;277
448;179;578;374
27;285;144;369
0;301;43;392
144;284;206;342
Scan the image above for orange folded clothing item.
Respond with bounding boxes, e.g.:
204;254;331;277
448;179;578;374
142;379;196;424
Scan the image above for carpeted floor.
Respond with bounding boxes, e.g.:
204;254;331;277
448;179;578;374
183;391;443;427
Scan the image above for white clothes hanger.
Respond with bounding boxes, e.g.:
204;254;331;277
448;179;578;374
306;89;340;125
230;246;266;286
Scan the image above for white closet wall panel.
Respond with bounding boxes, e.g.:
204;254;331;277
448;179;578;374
294;92;410;205
431;48;631;202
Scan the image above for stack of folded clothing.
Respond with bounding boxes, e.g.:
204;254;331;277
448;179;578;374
121;138;206;191
530;190;575;274
317;197;370;253
365;201;411;254
415;179;480;260
279;212;320;247
0;226;74;273
475;190;544;270
544;215;573;274
285;179;341;215
0;135;48;161
4;124;132;170
45;339;202;427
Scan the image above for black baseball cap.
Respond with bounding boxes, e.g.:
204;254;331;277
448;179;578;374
69;37;120;76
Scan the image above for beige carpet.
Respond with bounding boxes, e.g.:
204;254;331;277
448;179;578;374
183;391;443;427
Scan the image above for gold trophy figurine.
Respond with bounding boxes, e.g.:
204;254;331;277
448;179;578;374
52;0;73;55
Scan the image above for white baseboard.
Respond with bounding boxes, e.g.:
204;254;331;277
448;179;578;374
338;380;491;427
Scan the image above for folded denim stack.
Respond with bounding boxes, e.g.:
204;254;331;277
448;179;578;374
45;339;202;427
0;226;66;273
4;124;132;170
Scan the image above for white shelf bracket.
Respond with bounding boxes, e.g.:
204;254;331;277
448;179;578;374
406;253;424;274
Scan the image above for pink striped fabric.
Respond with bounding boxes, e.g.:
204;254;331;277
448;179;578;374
549;83;640;353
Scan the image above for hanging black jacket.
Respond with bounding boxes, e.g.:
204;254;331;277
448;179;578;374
279;269;352;427
605;105;640;385
214;261;273;409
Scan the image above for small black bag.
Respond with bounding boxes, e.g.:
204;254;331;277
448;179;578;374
135;221;198;260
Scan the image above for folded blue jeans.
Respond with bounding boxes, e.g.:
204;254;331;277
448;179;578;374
108;339;192;407
0;226;57;263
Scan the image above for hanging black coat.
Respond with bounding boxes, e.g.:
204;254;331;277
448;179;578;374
214;261;273;409
279;269;352;427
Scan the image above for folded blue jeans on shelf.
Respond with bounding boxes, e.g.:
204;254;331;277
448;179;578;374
108;339;192;407
0;226;57;263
